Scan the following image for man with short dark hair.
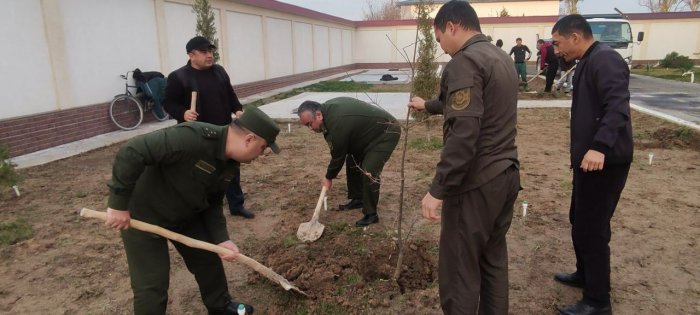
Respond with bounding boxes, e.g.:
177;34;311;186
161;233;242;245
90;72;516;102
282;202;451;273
537;38;560;92
551;14;633;315
509;37;532;87
164;36;254;219
105;107;280;314
408;1;520;313
297;97;400;227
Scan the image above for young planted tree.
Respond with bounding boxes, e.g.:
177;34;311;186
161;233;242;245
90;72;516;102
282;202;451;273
392;0;439;282
192;0;220;62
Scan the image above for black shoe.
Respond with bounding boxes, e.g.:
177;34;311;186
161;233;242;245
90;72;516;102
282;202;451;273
230;207;255;219
559;300;611;315
218;301;254;315
355;214;379;227
554;272;585;288
338;199;363;211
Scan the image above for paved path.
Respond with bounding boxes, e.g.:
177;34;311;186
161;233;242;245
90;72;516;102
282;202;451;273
10;73;698;169
629;74;700;128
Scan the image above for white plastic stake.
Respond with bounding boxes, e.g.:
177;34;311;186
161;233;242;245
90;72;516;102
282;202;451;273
12;185;20;197
323;196;328;211
522;201;528;217
287;123;291;133
648;152;654;165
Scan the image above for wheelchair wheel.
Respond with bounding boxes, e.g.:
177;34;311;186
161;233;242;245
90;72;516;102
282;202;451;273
109;95;143;130
147;99;170;121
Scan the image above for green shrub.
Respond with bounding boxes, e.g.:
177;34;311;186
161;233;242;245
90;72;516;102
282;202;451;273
409;137;442;151
659;52;694;72
0;144;21;188
0;219;33;246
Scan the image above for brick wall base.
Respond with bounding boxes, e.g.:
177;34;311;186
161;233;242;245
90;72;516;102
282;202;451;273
0;63;411;157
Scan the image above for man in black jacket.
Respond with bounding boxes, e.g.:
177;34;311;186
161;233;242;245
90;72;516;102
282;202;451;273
550;15;633;315
164;36;254;219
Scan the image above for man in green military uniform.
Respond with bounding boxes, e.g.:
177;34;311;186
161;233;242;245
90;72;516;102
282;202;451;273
104;106;280;315
408;1;520;314
297;97;400;227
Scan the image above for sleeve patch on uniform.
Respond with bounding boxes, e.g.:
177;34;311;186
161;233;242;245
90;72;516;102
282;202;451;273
202;127;218;139
450;88;471;110
195;160;216;174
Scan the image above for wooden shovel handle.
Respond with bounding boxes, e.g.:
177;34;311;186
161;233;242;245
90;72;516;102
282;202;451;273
189;91;197;112
79;208;307;295
311;186;328;222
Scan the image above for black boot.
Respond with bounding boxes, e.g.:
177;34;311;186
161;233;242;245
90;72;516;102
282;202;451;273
559;300;611;315
355;214;379;227
554;272;585;288
338;199;363;210
230;207;255;219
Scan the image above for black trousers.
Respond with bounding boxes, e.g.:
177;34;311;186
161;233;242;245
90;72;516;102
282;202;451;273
570;163;630;307
544;63;559;92
225;167;244;213
439;165;520;315
121;218;231;314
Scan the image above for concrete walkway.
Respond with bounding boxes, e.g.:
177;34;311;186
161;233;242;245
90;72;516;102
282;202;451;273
11;85;699;170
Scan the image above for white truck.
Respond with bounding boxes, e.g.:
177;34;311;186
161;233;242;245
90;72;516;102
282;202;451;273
584;13;645;66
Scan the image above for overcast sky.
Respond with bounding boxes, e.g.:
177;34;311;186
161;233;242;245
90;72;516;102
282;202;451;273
276;0;658;21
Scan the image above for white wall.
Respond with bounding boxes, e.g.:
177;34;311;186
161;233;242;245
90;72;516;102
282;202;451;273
294;22;314;73
0;0;56;118
342;29;353;65
313;25;330;69
266;18;294;78
226;12;265;84
329;28;342;67
354;29;393;63
60;0;161;107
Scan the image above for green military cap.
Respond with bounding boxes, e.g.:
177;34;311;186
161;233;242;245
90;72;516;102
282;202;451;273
234;106;281;153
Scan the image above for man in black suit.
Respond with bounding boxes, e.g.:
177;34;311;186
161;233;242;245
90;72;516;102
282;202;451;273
550;14;633;315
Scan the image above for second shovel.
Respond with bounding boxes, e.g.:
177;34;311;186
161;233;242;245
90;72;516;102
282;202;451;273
296;186;327;242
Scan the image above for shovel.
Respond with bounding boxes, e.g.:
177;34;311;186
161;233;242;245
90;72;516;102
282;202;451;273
79;208;307;296
296;186;327;242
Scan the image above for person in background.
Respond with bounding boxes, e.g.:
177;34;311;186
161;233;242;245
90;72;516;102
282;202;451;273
537;38;560;92
509;37;532;89
164;36;255;219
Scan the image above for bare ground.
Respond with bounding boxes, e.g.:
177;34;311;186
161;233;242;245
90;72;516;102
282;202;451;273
0;108;699;314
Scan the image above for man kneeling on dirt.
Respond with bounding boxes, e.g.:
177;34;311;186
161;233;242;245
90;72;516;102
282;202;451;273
104;107;280;314
297;97;400;227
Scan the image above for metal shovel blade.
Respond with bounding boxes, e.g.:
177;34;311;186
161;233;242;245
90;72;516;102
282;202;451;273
296;186;327;243
297;219;325;242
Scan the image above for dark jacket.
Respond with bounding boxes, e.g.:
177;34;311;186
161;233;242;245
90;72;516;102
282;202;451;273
424;34;519;198
164;62;243;125
107;122;237;243
320;97;400;180
571;42;633;167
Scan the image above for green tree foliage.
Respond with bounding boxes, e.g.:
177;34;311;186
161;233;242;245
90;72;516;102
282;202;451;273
192;0;220;62
0;144;20;189
660;51;694;71
411;0;439;122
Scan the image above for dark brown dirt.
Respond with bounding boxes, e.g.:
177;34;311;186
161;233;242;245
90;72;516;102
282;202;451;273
0;108;698;314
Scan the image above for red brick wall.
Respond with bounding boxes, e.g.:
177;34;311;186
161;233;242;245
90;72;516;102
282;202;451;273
0;63;405;158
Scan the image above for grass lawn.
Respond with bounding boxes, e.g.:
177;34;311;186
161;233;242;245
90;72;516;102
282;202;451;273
631;67;699;84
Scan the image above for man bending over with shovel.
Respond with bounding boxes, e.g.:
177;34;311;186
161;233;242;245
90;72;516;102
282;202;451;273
297;97;400;227
104;107;279;314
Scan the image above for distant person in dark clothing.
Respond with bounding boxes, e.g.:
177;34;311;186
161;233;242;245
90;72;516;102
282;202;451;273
509;37;532;87
537;39;559;92
551;14;633;315
496;38;504;49
164;36;254;219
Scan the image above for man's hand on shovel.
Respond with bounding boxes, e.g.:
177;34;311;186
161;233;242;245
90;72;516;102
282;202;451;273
217;240;240;262
105;208;131;230
321;177;332;190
